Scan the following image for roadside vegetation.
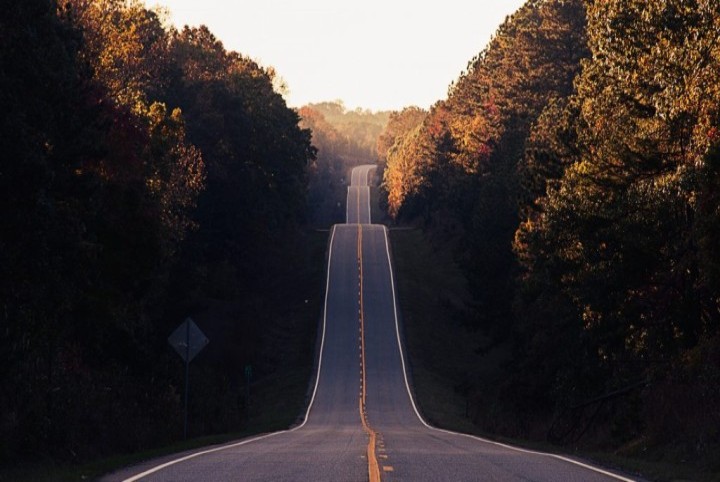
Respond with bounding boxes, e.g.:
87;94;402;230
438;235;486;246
1;0;328;478
378;0;720;479
389;226;718;482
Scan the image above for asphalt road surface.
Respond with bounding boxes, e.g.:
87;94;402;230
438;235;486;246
105;164;637;481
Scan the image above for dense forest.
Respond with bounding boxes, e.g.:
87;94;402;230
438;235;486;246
1;0;317;464
5;0;720;475
379;0;720;466
300;101;389;225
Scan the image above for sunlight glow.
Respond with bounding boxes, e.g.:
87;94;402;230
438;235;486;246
152;0;528;111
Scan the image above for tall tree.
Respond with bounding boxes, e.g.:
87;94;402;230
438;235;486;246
384;0;589;335
514;0;720;451
0;0;312;463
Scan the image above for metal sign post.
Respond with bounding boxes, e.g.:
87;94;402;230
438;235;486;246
168;317;209;439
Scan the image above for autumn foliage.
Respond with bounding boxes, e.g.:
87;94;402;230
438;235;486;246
1;0;314;463
379;0;720;464
300;101;389;225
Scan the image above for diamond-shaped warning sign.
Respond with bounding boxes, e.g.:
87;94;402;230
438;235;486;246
168;317;209;363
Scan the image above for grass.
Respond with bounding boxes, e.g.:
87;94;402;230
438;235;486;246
246;229;329;432
388;228;504;434
583;449;720;482
0;431;267;482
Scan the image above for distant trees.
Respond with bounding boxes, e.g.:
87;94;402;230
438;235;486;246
1;0;314;463
307;101;389;162
377;107;428;217
381;0;720;460
299;101;389;225
299;106;347;225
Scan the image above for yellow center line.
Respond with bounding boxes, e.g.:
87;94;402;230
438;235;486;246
358;223;381;482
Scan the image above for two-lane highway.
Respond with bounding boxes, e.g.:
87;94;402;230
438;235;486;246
346;165;373;224
105;164;637;481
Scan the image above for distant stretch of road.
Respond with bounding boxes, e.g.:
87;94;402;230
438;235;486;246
105;165;637;481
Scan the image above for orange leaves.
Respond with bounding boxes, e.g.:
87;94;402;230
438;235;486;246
66;0;170;111
449;102;501;174
380;0;588;222
376;106;427;160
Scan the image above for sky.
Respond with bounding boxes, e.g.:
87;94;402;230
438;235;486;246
152;0;528;112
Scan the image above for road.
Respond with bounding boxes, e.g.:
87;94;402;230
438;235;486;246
105;165;637;481
346;165;372;224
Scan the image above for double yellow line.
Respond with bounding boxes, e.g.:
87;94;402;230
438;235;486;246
357;200;381;482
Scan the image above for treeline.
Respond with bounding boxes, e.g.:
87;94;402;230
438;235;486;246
1;0;314;463
300;101;389;225
305;101;389;162
380;0;720;463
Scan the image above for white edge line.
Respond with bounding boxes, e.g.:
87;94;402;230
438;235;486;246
379;225;637;482
347;185;360;225
121;432;286;482
348;165;375;225
122;226;338;482
366;186;371;224
346;186;350;224
365;166;375;224
304;224;336;424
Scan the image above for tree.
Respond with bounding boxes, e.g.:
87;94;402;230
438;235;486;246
384;0;588;333
0;0;312;463
514;0;720;452
164;25;314;298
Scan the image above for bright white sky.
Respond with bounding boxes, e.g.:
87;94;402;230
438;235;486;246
152;0;527;112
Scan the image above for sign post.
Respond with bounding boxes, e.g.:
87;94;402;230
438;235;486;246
168;317;209;439
244;365;252;420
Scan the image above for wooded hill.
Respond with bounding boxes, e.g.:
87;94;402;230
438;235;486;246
379;0;720;469
301;101;389;226
1;0;317;464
